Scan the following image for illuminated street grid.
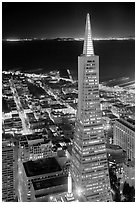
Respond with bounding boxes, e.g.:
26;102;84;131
2;68;135;202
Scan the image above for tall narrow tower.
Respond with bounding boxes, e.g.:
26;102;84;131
71;14;112;202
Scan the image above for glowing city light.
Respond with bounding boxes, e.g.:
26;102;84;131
76;187;82;196
68;172;72;195
105;123;111;130
83;13;94;56
49;196;53;200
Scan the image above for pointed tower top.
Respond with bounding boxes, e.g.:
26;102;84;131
83;13;94;56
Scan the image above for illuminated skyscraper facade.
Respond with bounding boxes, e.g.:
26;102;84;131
71;14;112;202
2;136;17;202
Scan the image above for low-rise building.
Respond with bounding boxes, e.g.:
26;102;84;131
19;134;56;162
20;157;68;201
123;160;135;187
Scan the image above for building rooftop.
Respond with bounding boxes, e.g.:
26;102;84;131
107;114;118;120
32;175;67;190
109;99;121;103
26;134;43;141
23;157;62;177
117;118;135;132
50;104;67;109
59;123;72;131
2;133;13;141
106;144;127;164
30;139;51;146
113;104;125;108
106;144;122;150
126;118;135;126
103;109;112;113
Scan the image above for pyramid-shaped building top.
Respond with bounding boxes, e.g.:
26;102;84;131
83;13;94;56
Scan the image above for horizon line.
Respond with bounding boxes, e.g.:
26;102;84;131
3;36;135;42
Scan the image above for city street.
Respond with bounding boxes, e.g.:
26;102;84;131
9;79;33;135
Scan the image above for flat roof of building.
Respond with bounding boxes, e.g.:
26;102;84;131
23;157;62;177
107;114;118;119
32;175;67;190
59;123;72;131
113;104;124;108
109;99;121;103
103;109;112;113
106;145;127;164
106;144;122;150
117;119;135;132
26;134;43;141
2;133;13;141
31;139;50;146
50;104;67;109
126;118;135;126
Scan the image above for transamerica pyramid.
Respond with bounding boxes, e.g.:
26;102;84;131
71;13;112;202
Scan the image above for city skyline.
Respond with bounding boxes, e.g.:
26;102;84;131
3;2;135;39
2;3;135;202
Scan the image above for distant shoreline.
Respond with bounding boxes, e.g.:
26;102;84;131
2;38;135;43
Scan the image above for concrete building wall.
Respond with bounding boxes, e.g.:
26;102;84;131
113;119;135;161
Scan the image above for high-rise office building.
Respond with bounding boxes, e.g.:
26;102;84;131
2;134;17;201
71;14;112;202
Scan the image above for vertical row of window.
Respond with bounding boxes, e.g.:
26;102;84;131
114;123;134;161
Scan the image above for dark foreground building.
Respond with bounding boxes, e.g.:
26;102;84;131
19;157;68;201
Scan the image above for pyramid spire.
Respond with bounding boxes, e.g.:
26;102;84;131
83;13;94;56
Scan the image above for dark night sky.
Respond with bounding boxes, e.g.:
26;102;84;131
2;2;135;39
